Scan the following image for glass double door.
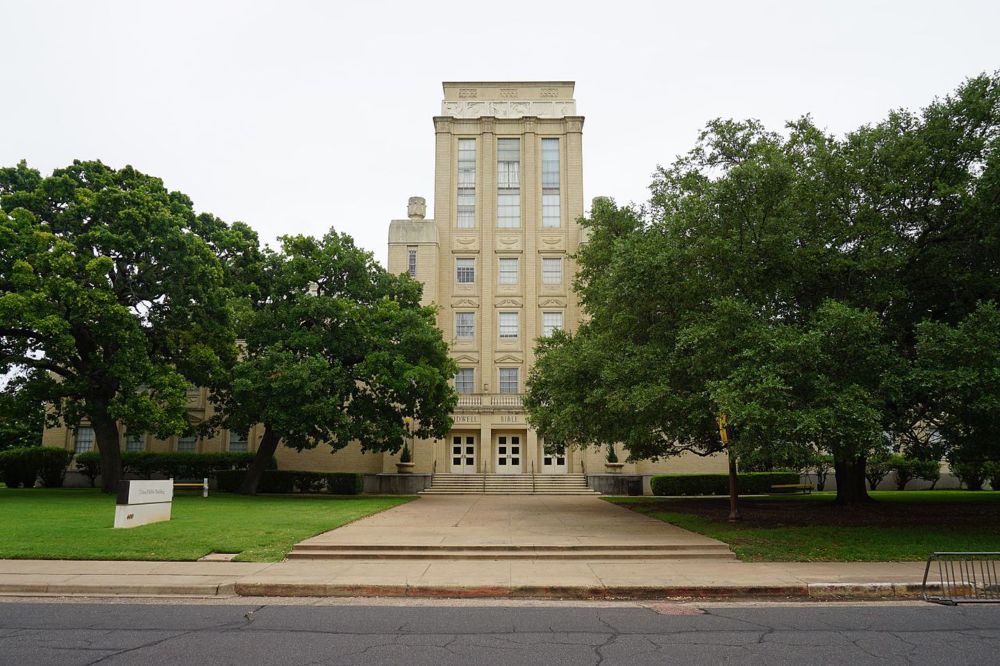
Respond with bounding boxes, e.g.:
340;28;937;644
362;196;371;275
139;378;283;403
494;434;522;474
450;435;477;473
542;443;567;474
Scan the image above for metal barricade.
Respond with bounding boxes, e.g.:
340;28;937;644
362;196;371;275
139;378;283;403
922;552;1000;605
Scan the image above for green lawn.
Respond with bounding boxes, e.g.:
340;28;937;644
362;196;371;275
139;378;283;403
0;488;412;561
608;491;1000;562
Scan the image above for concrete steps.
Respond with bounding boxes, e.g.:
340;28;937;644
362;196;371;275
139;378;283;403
286;543;737;561
420;473;600;495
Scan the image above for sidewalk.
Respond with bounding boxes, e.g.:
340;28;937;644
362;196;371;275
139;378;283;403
0;558;931;600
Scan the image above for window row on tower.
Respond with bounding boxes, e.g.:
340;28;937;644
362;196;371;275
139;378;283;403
455;137;562;229
453;310;564;342
454;255;563;286
454;367;521;395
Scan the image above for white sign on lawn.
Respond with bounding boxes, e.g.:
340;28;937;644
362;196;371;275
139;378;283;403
114;480;174;529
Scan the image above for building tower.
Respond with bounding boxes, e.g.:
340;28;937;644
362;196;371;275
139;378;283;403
388;81;585;475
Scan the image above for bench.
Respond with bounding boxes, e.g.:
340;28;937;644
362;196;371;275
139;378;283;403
171;477;209;498
769;483;813;495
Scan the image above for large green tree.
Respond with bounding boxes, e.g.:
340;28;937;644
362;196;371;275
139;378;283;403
915;301;1000;467
0;161;239;492
0;370;46;451
211;230;458;495
526;73;1000;504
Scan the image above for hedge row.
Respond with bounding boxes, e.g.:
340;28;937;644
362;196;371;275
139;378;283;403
650;472;800;496
0;447;75;488
214;470;363;495
74;451;271;485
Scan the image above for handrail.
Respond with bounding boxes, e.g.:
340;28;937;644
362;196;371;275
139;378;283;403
531;461;535;493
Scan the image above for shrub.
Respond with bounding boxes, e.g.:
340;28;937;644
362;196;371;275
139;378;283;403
256;471;297;494
36;448;75;487
606;444;619;464
952;461;986;491
74;452;102;487
325;473;363;495
866;454;893;490
0;447;75;488
0;448;38;488
890;454;918;490
294;471;326;493
813;455;833;491
912;458;941;489
72;451;267;486
213;470;245;493
985;462;1000;491
122;452;262;479
213;470;363;495
650;472;799;496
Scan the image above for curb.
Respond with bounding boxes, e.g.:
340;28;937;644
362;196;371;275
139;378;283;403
0;581;929;601
231;582;923;600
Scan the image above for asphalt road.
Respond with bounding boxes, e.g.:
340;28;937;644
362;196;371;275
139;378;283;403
0;599;998;665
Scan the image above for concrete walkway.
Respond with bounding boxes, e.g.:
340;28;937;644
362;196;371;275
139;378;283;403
291;495;731;555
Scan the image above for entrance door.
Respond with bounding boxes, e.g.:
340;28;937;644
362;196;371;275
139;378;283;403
451;435;477;473
495;434;522;474
542;442;567;474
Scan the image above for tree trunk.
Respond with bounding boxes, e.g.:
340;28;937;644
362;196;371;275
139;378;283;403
239;424;279;495
727;444;742;522
90;405;122;495
833;455;872;505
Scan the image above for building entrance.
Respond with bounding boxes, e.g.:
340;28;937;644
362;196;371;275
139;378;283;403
494;434;522;474
450;434;477;473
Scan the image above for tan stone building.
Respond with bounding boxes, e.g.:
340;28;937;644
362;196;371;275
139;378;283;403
43;81;726;490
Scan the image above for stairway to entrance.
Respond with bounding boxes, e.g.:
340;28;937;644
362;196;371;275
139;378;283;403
419;473;600;495
286;543;735;560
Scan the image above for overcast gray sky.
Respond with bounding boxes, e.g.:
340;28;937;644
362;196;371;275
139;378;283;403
2;0;997;266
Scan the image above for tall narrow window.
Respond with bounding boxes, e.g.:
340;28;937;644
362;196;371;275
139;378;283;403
176;435;197;453
498;312;519;340
542;311;564;337
455;312;475;339
497;138;520;228
457;139;476;228
125;432;145;453
456;257;475;284
74;427;95;454
455;368;475;394
407;246;417;277
228;430;249;453
498;257;519;285
542;138;561;227
542;257;563;285
499;367;519;394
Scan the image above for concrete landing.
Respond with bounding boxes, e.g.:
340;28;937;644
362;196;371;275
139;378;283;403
289;495;734;560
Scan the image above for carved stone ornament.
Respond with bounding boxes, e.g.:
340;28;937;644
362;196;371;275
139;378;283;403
452;298;479;308
494;354;524;364
495;298;523;308
441;100;578;119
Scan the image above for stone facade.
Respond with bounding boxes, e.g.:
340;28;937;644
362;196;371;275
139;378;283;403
41;81;728;484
